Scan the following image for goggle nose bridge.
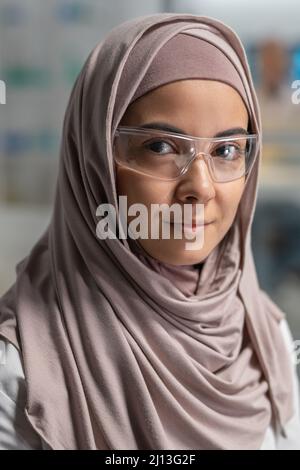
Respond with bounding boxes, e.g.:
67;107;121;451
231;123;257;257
180;142;214;177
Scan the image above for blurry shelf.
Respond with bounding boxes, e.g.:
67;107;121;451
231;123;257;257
258;165;300;202
0;202;52;295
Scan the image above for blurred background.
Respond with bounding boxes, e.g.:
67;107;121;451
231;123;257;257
0;0;299;373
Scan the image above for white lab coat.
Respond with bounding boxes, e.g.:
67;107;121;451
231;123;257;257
0;318;300;450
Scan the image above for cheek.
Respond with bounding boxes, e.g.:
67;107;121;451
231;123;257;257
116;166;175;207
216;178;245;222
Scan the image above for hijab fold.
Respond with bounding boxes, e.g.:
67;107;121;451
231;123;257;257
0;13;295;449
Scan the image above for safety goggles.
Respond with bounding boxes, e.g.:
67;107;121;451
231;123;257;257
113;126;259;183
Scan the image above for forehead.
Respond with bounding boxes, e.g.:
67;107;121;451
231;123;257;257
121;80;249;137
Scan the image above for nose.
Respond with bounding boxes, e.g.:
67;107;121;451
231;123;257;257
176;152;216;204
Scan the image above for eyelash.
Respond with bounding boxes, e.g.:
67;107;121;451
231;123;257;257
143;139;245;156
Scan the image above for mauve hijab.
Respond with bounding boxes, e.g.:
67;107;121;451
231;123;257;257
0;13;295;450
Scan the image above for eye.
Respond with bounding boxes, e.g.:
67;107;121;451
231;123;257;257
144;139;177;155
212;142;243;160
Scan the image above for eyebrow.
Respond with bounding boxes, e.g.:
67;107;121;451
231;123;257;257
139;121;249;138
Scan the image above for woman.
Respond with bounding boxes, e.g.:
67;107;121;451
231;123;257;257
0;12;299;450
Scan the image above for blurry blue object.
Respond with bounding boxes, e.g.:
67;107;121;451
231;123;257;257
55;1;91;23
3;131;34;156
252;200;300;294
0;130;59;156
291;47;300;81
0;4;26;26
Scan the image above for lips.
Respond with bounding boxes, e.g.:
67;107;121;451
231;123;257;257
169;221;212;227
182;223;205;228
167;221;213;233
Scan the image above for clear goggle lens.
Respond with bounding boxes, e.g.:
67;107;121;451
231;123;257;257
113;126;258;183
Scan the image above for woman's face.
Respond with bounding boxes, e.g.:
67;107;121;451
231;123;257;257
115;79;249;265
